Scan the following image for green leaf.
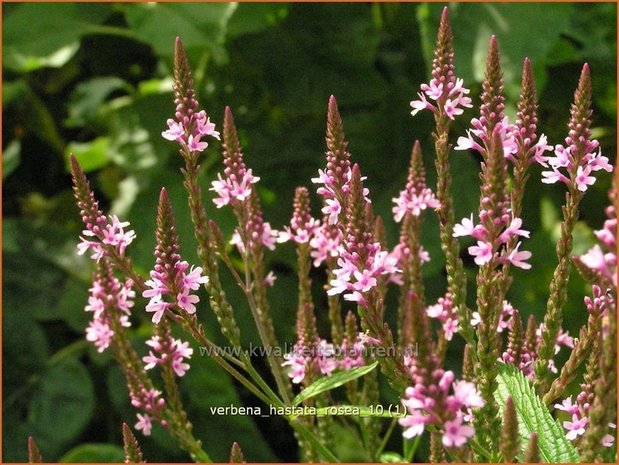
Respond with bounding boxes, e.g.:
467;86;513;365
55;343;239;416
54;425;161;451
293;361;379;406
3;80;65;152
495;364;580;463
380;452;405;463
2;139;21;179
28;358;95;460
60;444;125;463
227;3;289;38
66;137;112;173
122;3;236;63
65;77;132;127
3;3;112;72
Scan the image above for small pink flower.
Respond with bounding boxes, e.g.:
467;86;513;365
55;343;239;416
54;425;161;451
452;381;484;409
410;92;435;116
554;396;580;416
323;198;342;225
468;241;493;265
85;319;114;353
575;165;596;192
442;416;475;448
400;412;428;439
135;413;153;436
161;119;185;142
564;414;588;441
145;299;171;324
177;290;199;314
506;242;532;270
498;217;530;243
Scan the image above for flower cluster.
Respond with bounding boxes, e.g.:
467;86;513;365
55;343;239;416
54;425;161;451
143;335;194;377
309;222;344;267
555;396;615;447
411;77;472;120
500;311;574;379
77;214;136;262
130;387;167;436
161;38;220;154
84;265;135;353
426;294;458;341
391;149;439;222
453;213;531;269
409;8;472;121
162;109;220;153
144;260;209;324
540;65;612;192
283;333;379;384
326;166;400;306
278;187;320;245
578;201;616;287
399;364;484;448
211;107;280;253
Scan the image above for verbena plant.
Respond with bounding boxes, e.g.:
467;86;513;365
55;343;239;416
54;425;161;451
28;7;616;463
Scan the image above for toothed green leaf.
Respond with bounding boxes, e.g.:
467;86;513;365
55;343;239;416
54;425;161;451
495;364;580;463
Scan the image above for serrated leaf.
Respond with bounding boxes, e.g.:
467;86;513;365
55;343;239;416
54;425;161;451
495;364;580;463
293;361;379;406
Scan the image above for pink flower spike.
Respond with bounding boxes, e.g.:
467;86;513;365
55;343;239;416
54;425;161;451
468;241;493;265
442;416;475;448
554;396;580;415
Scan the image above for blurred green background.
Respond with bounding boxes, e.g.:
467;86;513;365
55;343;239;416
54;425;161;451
2;2;616;462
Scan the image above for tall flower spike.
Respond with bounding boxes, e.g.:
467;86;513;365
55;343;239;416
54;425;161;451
143;188;208;323
535;65;610;393
28;437;42;463
71;155;136;262
410;7;472;121
500;397;520;462
312;96;353;225
524;433;540;463
229;442;245;463
512;58;552;217
122;423;144;463
455;36;517;161
162;38;220;157
392;140;439;222
542;64;612;192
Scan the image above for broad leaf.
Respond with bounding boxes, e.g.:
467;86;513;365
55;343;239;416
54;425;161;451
495;364;580;463
293;362;379;406
60;444;124;463
28;358;95;460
